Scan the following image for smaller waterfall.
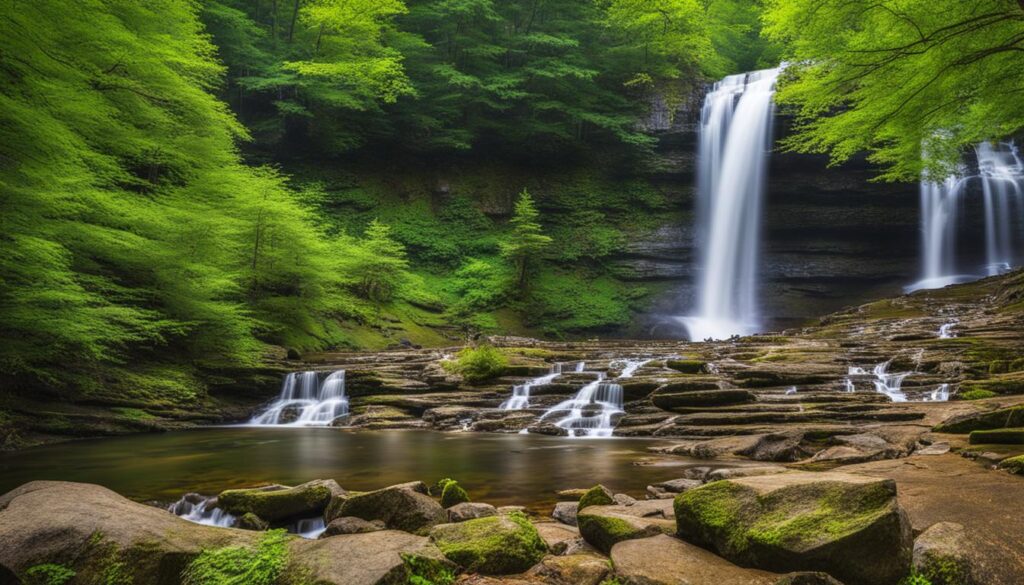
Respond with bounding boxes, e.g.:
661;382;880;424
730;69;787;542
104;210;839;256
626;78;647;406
500;362;583;410
938;322;957;339
872;362;910;403
926;384;951;402
906;175;971;292
169;494;236;528
294;517;326;539
845;362;950;402
249;370;349;426
538;359;648;438
976;142;1024;275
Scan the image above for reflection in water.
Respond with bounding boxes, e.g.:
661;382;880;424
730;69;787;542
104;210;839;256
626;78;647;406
0;429;703;509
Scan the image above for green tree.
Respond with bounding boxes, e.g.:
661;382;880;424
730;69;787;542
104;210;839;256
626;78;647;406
500;190;553;288
350;220;409;302
764;0;1024;181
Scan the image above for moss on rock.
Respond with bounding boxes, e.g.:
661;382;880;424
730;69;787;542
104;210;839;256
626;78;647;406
440;481;470;508
429;512;546;575
577;485;615;510
996;454;1024;474
576;508;668;554
218;480;340;523
666;360;707;374
968;427;1024;445
181;529;290;585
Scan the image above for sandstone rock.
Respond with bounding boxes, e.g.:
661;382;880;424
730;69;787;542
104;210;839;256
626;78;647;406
577;485;615;510
337;482;447;535
916;442;951;456
610;534;782;585
429;513;547;575
736;431;816;462
555;488;588;500
528;553;609;585
674;472;912;585
292;529;456;585
652;389;755;409
237;512;269;531
913;522;977;585
934;405;1024;434
533;522;582;555
218;479;343;522
552;501;579;526
613;493;637;506
577;505;674;555
447;502;497;523
706;466;789;482
321;516;385;537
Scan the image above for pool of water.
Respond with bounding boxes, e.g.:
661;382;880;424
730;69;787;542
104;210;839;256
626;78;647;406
0;428;711;509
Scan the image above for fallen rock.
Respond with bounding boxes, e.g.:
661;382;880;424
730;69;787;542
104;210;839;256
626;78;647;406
218;479;343;522
321;516;385;537
577;504;673;554
552;501;579;526
429;513;547;575
610;534;781;585
337;482;447;535
913;522;977;585
528;553;609;585
674;472;911;585
447;502;497;523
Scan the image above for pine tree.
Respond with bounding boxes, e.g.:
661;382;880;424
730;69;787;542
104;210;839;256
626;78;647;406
353;220;409;302
500;189;552;289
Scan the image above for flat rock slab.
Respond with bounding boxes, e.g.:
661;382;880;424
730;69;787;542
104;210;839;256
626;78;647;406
611;534;781;585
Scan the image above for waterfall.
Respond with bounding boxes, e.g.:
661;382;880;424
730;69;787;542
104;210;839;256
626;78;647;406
248;370;349;426
169;494;236;528
537;359;649;438
976;142;1023;275
679;67;781;341
500;363;580;410
871;362;910;403
906;175;970;292
845;362;949;402
294;517;326;539
938;322;957;339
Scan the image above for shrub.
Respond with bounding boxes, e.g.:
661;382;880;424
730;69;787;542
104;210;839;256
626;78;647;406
445;345;508;383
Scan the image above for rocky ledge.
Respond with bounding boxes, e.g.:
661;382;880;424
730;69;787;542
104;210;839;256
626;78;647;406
3;448;1022;585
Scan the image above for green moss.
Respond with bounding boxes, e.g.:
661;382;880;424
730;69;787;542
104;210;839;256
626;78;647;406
440;481;470;508
969;427;1024;444
666;359;707;374
23;564;76;585
578;485;615;510
181;529;290;585
401;554;455;585
218;483;332;522
997;454;1024;474
430;512;547;575
958;389;997;400
576;513;659;554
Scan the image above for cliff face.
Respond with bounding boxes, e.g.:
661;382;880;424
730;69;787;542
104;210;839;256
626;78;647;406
622;95;924;336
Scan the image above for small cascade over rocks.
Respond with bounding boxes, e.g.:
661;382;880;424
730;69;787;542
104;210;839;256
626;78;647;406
537;359;649;438
939;322;957;339
295;517;326;539
677;67;782;341
908;141;1024;292
500;362;583;410
168;494;235;528
843;362;950;403
248;370;349;426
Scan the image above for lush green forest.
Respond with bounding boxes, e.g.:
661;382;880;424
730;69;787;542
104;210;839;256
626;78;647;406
3;0;1023;406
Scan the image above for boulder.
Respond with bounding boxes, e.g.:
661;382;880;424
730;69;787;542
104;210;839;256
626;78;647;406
237;512;269;531
218;479;343;522
611;534;782;585
292;529;457;585
447;502;497;523
912;522;977;585
651;478;703;494
577;485;615;510
337;482;447;535
528;553;609;585
552;501;579;526
614;493;637;506
321;516;385;537
933;405;1024;434
429;513;547;575
577;505;674;555
674;472;912;585
736;431;816;462
555;488;588;500
438;480;470;508
533;522;583;555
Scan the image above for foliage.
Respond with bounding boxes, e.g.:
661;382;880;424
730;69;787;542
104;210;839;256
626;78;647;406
349;220;410;302
500;190;553;288
899;572;934;585
23;564;76;585
181;529;290;585
444;345;509;383
764;0;1024;181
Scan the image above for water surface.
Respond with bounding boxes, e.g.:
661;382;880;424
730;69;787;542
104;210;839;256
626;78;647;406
0;428;708;509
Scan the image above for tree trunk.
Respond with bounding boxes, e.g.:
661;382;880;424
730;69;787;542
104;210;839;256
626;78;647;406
288;0;301;42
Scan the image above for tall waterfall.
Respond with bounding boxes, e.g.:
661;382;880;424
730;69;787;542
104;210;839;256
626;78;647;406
909;142;1023;292
248;370;349;426
679;67;781;341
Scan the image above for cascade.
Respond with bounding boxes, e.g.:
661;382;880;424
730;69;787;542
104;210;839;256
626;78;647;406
168;495;236;528
871;362;910;403
248;370;349;426
678;67;781;341
938;322;957;339
844;362;950;402
976;142;1024;275
538;359;649;438
907;175;971;292
500;362;583;410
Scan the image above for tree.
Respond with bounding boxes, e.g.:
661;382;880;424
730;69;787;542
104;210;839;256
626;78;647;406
764;0;1024;181
351;220;409;302
500;189;553;288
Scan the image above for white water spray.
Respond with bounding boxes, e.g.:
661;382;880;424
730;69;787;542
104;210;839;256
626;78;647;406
500;362;584;410
679;68;781;340
248;370;349;426
538;359;649;438
938;322;957;339
169;495;236;528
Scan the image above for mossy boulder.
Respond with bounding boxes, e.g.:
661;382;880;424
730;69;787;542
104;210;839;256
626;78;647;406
968;427;1024;444
934;406;1024;433
237;512;269;531
666;359;708;374
912;522;976;585
218;479;342;523
577;505;673;554
577;485;614;510
674;472;911;585
429;512;547;574
997;454;1024;474
337;482;447;535
439;481;470;508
